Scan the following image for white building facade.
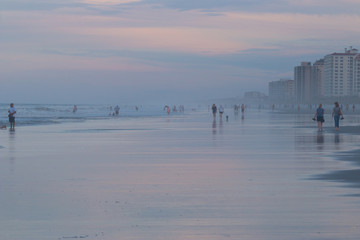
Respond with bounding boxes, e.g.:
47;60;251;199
323;47;360;97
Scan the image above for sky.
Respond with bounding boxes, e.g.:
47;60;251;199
1;0;360;104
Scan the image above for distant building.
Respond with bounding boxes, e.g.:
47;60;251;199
294;60;324;103
323;46;360;97
312;59;325;98
243;91;266;102
294;62;312;103
269;79;295;101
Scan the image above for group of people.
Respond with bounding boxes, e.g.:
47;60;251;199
163;105;185;115
0;101;351;132
211;101;346;132
212;103;248;120
211;104;226;119
313;102;344;132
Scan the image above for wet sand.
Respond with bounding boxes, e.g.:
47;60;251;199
1;110;360;239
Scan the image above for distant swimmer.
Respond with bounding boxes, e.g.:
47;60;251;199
313;104;324;132
114;105;120;116
73;105;77;113
135;106;139;111
211;104;217;118
219;105;224;119
8;103;16;131
353;104;356;112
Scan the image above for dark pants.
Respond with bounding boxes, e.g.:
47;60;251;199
334;115;340;128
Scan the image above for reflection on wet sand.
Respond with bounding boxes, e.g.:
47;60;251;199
1;111;360;240
316;132;324;150
212;119;216;135
219;118;223;135
8;130;16;172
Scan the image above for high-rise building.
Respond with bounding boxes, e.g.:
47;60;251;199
269;79;295;101
312;59;324;97
294;60;325;103
323;47;360;97
353;53;360;95
294;62;312;103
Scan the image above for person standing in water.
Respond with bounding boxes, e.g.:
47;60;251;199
114;105;120;116
219;105;224;119
313;104;324;132
241;104;245;114
73;105;77;113
8;103;16;131
332;102;344;131
212;104;217;119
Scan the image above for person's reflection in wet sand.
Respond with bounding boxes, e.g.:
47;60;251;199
212;119;217;135
219;117;223;135
8;130;16;172
316;132;324;151
334;133;341;144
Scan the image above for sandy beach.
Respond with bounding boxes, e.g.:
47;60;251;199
1;109;360;240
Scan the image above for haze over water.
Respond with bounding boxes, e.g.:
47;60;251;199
1;107;360;239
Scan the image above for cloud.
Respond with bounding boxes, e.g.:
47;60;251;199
1;1;360;103
81;0;141;4
139;0;360;14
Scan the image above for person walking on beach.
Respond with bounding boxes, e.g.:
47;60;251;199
8;103;16;131
114;105;120;116
241;104;245;114
313;104;324;132
212;104;217;118
219;105;224;119
332;102;344;131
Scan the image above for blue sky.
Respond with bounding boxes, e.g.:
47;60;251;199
1;0;359;104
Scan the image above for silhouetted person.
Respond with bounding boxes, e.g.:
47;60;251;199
313;104;324;132
8;103;16;131
332;102;344;131
212;104;217;118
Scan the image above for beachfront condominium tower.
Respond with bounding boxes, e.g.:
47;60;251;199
269;79;295;101
294;62;312;103
312;59;325;97
323;47;360;97
294;60;325;103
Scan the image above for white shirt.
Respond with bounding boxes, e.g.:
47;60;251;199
9;107;16;115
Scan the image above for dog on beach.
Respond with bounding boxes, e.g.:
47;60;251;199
0;125;7;130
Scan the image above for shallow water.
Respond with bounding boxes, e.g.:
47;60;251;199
1;109;360;240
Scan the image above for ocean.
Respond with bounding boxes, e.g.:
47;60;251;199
0;103;188;127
